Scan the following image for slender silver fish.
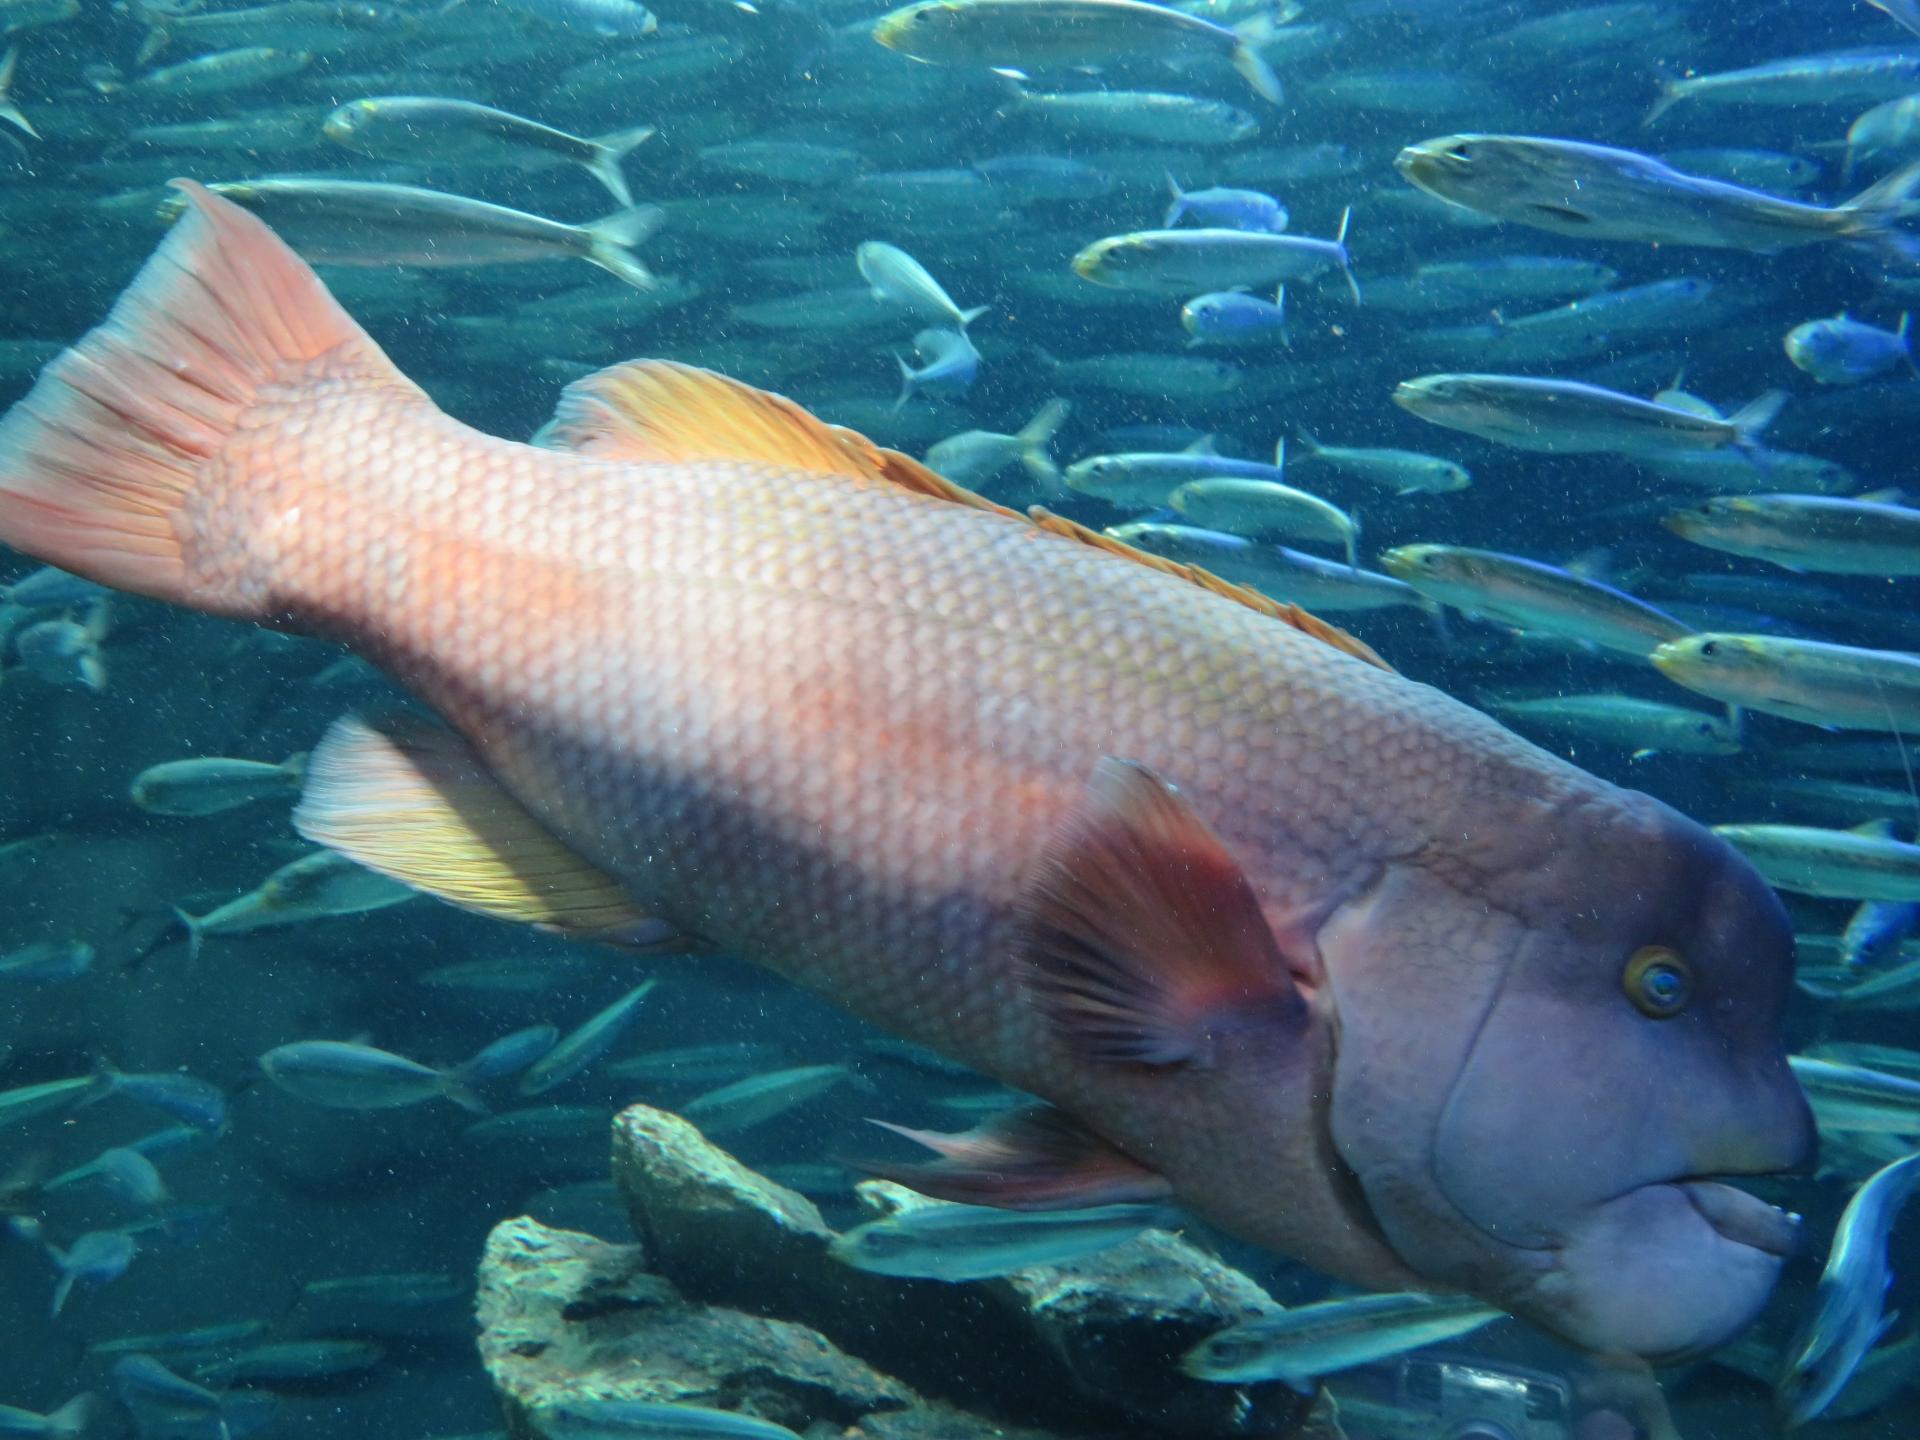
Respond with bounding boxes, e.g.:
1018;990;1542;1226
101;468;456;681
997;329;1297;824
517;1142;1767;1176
1395;134;1920;264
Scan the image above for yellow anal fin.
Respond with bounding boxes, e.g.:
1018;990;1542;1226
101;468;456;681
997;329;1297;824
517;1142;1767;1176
1027;506;1396;674
293;713;676;949
541;360;1389;673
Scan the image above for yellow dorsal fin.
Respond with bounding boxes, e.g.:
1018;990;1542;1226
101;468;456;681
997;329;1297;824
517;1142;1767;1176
293;713;679;948
1028;507;1395;674
542;360;1390;673
544;360;894;474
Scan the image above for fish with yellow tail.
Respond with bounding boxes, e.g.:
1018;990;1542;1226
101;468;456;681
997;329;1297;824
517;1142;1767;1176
0;180;1813;1360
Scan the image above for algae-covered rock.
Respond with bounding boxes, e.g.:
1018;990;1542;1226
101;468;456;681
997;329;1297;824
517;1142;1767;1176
606;1103;1313;1437
479;1217;1053;1440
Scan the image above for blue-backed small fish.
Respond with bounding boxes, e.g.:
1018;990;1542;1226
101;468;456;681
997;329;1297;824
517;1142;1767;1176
1181;287;1289;347
534;1397;802;1440
924;398;1070;490
1394;374;1784;458
260;1038;503;1113
1653;635;1920;731
129;754;306;816
855;241;988;328
323;97;656;208
518;980;657;1096
681;1063;865;1134
1105;523;1431;615
0;1395;96;1438
1396;135;1920;264
1665;495;1920;576
1293;432;1468;495
894;326;980;409
1164;175;1287;232
1784;313;1916;384
1789;1059;1920;1136
1484;694;1743;759
1648;48;1920;125
829;1199;1175;1279
1713;822;1920;902
1777;1151;1920;1428
1380;545;1689;657
1074;213;1358;301
1844;901;1920;970
1182;1292;1505;1390
870;0;1283;105
0;940;92;983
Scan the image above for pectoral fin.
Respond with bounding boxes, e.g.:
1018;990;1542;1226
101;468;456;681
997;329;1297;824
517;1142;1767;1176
293;713;680;948
857;1105;1172;1210
1015;758;1307;1068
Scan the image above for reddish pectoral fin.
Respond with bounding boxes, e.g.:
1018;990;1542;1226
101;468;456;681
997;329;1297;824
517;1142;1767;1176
293;713;682;949
1016;758;1307;1068
855;1105;1172;1211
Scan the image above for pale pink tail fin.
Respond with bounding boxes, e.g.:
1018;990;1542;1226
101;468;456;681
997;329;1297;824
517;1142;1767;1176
0;178;418;613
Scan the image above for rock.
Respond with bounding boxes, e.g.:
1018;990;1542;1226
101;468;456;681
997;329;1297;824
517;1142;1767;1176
611;1103;1314;1437
478;1216;1051;1440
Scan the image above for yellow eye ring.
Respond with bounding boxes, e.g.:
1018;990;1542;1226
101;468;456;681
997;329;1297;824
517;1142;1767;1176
1624;945;1693;1019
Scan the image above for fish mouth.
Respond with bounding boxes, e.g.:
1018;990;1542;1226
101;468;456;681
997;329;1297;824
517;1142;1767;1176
1393;144;1450;192
1675;1178;1801;1258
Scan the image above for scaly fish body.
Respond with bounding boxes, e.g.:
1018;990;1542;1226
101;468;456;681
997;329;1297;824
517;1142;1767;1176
0;184;1812;1360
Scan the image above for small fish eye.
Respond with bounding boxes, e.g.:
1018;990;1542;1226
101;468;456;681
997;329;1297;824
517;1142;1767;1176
1624;945;1693;1020
1699;640;1720;658
1445;142;1475;163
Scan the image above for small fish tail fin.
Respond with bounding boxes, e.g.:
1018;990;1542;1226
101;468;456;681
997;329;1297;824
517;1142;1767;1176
84;1056;122;1106
1841;159;1920;266
440;1071;492;1116
582;123;655;208
1729;389;1787;457
891;353;917;412
0;179;420;616
1015;397;1071;488
957;303;990;328
135;21;170;63
1229;31;1283;105
168;905;205;963
1643;79;1681;127
45;1393;99;1440
1333;206;1361;303
0;46;37;141
1295;427;1321;457
582;204;665;291
1163;171;1186;227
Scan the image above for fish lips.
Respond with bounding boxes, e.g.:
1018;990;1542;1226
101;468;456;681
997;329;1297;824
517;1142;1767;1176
1680;1177;1802;1258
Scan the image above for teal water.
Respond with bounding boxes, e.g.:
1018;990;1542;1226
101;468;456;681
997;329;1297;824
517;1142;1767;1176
3;0;1920;1435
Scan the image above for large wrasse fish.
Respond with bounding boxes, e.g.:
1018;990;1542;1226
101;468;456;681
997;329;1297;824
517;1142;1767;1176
0;181;1813;1360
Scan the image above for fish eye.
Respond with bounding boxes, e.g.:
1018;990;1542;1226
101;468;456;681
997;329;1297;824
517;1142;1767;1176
1444;142;1475;163
1624;945;1693;1019
1699;640;1720;658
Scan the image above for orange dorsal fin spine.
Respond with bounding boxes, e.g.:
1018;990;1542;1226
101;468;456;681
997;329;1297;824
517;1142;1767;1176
544;359;1392;673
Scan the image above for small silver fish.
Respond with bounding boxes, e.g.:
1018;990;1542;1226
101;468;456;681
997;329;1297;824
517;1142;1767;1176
1777;1151;1920;1428
129;754;306;817
829;1199;1174;1279
1182;1291;1505;1390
